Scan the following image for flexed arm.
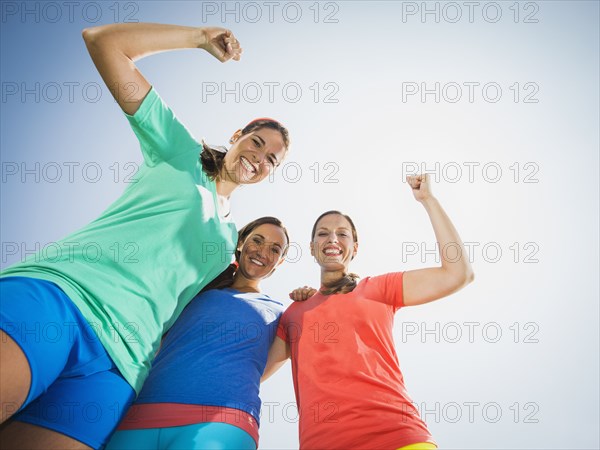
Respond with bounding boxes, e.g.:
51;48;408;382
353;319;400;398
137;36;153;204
403;174;474;306
82;23;242;115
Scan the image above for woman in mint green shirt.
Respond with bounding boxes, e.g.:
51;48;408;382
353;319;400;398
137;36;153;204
0;24;289;449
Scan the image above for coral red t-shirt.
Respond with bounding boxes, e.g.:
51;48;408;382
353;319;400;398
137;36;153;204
277;272;436;450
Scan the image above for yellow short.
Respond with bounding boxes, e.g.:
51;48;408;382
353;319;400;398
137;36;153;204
396;443;438;450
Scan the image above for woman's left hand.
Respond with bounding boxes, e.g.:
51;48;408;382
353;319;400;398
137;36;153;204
406;173;433;203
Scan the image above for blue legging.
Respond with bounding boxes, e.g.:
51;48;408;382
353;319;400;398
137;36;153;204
105;422;256;450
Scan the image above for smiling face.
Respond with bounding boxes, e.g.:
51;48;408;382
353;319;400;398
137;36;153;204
222;127;287;185
237;223;288;281
310;213;358;272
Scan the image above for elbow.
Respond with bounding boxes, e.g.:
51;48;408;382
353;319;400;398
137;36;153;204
464;267;475;285
82;25;107;46
81;27;96;44
449;268;474;292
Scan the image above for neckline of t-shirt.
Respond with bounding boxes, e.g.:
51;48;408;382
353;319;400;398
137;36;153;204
225;287;262;295
223;288;276;300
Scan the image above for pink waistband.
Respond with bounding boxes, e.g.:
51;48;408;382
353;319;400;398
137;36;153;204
118;403;259;446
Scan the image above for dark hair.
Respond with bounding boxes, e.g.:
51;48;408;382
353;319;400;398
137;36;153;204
201;216;289;292
200;119;290;181
311;210;360;296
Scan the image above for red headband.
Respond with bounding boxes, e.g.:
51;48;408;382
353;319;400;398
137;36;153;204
244;117;283;128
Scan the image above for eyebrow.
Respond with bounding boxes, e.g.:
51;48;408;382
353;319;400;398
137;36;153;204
317;227;351;232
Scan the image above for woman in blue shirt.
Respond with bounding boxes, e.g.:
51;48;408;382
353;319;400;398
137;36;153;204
106;216;289;450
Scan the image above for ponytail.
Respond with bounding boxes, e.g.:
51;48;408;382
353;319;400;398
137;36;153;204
320;272;360;296
200;261;238;293
199;142;227;181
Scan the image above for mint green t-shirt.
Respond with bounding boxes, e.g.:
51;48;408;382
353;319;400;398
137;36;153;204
1;88;237;393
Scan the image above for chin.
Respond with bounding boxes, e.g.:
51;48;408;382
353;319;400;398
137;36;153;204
238;173;261;185
318;260;347;271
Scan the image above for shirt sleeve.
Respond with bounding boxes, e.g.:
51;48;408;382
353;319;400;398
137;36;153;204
362;272;404;312
124;87;201;170
276;304;305;344
276;311;289;342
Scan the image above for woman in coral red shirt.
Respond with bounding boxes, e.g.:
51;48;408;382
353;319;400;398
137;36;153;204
265;174;474;450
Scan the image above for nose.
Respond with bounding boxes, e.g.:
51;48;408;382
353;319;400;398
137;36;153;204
253;244;266;259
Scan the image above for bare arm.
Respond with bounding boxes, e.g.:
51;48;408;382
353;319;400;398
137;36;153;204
403;174;475;306
261;337;290;383
81;23;242;115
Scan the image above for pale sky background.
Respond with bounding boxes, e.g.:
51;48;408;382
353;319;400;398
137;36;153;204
1;1;599;449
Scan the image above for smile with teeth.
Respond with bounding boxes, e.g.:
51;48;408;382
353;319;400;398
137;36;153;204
240;156;257;174
250;257;265;267
323;247;343;256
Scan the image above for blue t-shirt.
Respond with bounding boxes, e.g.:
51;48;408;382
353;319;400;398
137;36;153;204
135;288;284;423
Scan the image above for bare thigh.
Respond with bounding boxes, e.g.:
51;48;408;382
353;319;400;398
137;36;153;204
0;330;31;423
0;421;92;450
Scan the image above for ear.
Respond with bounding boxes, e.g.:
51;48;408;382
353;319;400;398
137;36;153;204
309;241;315;257
229;129;243;144
351;242;358;260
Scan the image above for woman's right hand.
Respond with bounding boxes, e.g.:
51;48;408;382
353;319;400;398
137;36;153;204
289;286;318;302
199;27;242;62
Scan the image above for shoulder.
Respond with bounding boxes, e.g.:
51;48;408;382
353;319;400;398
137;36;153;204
256;293;286;314
359;273;403;289
281;292;325;317
354;273;405;310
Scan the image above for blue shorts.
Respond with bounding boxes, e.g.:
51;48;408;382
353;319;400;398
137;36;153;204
0;276;135;449
106;422;257;450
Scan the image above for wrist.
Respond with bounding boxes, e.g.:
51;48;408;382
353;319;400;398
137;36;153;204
419;196;438;208
194;27;208;49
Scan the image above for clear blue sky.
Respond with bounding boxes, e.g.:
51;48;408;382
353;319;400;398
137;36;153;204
1;1;598;448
